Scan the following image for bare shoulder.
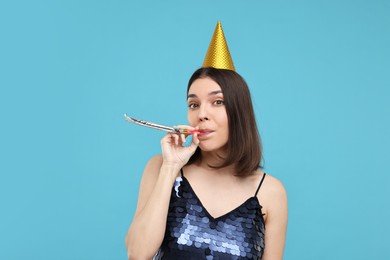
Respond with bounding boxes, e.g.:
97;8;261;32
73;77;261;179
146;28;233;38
140;154;164;183
261;172;287;197
144;154;163;172
255;172;288;258
256;171;287;220
133;154;163;216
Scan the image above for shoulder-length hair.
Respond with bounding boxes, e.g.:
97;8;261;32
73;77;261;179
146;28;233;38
186;67;263;175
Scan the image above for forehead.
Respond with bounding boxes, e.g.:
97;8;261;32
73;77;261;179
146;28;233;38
188;77;222;95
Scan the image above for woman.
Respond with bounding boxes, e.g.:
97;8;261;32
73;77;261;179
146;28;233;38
126;23;287;260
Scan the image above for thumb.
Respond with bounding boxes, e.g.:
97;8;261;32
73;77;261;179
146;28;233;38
188;132;200;151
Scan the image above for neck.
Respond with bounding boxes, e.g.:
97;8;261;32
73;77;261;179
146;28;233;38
198;150;235;174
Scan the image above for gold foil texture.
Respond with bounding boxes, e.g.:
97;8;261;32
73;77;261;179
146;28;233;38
202;21;235;71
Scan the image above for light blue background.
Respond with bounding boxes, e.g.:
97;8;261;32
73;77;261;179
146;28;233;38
1;0;389;259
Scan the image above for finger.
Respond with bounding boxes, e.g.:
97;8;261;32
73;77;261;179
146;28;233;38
162;133;172;144
180;133;186;144
173;134;179;146
191;132;200;146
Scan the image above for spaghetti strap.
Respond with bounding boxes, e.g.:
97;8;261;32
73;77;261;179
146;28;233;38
254;173;266;196
180;168;184;177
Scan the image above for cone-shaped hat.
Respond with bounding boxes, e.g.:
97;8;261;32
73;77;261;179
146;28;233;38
202;21;235;71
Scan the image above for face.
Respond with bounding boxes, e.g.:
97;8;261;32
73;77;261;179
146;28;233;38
187;77;229;153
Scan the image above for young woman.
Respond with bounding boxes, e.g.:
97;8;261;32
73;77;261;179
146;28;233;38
125;67;288;259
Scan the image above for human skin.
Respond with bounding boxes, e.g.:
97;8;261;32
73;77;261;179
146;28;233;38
125;77;287;260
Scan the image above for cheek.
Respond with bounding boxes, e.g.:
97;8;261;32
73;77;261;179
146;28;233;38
218;111;229;128
221;116;229;137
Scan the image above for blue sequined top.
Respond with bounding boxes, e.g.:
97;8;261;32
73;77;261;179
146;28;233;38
154;170;266;260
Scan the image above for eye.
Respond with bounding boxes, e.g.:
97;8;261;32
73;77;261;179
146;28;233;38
213;100;224;106
188;103;198;109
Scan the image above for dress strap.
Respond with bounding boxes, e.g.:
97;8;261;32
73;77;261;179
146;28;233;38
180;168;184;177
254;173;266;196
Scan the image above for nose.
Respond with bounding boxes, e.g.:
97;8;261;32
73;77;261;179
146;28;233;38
198;105;209;121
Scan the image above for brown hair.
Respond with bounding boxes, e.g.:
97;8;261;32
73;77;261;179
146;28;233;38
186;67;263;175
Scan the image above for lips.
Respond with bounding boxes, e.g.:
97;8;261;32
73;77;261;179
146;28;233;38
198;129;214;137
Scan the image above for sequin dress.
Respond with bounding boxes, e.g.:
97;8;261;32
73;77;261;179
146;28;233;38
154;169;266;260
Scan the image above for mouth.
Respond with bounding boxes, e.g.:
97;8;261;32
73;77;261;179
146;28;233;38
198;129;214;137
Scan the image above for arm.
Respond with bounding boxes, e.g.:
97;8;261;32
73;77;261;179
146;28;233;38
125;130;199;259
125;156;180;259
261;177;288;260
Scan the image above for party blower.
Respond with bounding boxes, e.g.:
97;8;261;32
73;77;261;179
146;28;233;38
124;114;200;135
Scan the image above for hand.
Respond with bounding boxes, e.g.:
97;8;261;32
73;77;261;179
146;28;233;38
160;125;200;168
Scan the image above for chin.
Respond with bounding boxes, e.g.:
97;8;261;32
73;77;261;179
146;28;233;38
198;142;227;153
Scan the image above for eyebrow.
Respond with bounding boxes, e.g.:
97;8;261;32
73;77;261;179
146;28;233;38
187;90;223;99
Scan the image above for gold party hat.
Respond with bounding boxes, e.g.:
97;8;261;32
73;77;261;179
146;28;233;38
202;21;235;71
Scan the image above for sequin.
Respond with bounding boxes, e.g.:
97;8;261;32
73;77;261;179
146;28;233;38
154;174;265;260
